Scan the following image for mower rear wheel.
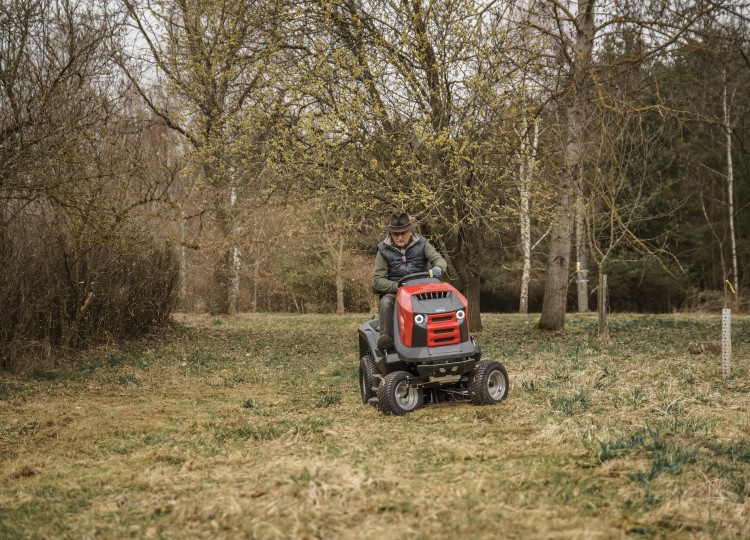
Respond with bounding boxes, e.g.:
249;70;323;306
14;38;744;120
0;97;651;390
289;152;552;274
468;360;509;405
359;354;379;406
377;371;423;415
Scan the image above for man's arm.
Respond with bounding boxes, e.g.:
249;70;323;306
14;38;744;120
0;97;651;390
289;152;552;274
373;251;398;294
425;241;447;272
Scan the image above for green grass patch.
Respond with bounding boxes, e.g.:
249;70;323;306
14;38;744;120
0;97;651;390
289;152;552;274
550;387;592;415
1;312;749;538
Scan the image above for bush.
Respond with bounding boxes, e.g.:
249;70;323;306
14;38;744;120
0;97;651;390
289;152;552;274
0;206;179;371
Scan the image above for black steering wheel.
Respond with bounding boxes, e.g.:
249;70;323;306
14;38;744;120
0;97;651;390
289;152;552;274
397;272;431;287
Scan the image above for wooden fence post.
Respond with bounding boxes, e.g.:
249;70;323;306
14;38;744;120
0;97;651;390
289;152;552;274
598;273;608;338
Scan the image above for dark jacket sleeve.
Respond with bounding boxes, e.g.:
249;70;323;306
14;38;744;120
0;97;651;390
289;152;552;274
373;251;398;294
424;241;447;273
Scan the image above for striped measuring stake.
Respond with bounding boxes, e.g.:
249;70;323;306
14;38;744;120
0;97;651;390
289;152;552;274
722;308;731;378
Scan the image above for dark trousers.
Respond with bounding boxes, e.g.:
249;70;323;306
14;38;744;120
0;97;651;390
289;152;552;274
378;293;396;341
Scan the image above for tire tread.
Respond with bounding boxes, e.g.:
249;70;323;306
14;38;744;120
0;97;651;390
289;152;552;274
377;371;422;415
468;360;509;406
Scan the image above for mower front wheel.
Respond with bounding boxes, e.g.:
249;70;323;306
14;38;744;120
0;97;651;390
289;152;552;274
359;354;379;406
468;360;509;405
377;371;423;416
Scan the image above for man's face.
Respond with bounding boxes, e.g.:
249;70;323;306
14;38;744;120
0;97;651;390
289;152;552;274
391;230;412;249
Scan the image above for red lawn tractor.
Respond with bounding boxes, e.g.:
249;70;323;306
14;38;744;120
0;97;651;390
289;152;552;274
358;272;509;415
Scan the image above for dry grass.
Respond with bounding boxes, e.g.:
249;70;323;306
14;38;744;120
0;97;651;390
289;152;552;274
1;312;749;538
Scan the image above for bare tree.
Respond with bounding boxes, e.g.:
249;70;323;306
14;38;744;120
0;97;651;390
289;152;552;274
297;0;537;330
119;0;288;314
536;0;595;330
585;110;678;338
0;0;179;367
530;0;745;330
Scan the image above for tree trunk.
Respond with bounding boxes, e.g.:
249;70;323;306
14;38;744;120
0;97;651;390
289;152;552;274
723;67;739;300
211;248;231;315
210;187;231;315
538;190;574;330
597;272;608;339
575;192;589;312
230;246;240;313
229;185;240;314
251;214;260;313
335;234;345;314
252;260;260;313
458;264;482;333
519;119;538;314
519;182;531;315
179;217;188;309
538;0;595;331
452;226;483;332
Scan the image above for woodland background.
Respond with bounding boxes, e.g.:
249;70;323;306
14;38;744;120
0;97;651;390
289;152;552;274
2;0;750;368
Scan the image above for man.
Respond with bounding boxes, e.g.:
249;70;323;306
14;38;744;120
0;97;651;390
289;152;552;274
372;211;447;351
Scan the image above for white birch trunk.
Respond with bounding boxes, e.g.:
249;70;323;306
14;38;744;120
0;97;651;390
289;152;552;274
519;119;539;314
519;162;531;314
723;67;739;299
575;192;588;312
180;217;188;308
229;184;240;314
251;214;259;313
252;260;260;313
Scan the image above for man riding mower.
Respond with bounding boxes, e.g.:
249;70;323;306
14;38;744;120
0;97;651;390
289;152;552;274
358;212;509;415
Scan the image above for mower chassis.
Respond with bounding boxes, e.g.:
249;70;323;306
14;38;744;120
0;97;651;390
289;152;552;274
357;318;481;388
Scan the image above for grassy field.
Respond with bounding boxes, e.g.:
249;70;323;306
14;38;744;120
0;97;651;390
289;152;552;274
1;312;749;539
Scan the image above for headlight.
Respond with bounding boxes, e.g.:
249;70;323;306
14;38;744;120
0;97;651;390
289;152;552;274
414;314;425;324
456;309;465;320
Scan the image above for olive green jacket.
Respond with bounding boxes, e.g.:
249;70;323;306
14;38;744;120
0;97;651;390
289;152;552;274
372;233;447;295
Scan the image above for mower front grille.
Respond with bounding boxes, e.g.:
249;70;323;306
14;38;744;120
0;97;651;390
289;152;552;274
415;291;450;301
427;313;461;346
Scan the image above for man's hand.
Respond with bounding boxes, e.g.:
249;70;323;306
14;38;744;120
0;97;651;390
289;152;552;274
430;267;443;279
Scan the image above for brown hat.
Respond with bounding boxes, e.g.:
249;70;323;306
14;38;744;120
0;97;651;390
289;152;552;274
384;211;417;233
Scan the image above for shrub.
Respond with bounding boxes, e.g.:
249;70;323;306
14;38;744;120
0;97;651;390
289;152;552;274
0;206;179;371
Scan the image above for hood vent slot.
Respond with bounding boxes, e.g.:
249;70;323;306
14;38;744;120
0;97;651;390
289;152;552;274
415;291;450;301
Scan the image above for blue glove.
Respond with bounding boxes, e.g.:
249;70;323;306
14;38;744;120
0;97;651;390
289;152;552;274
430;267;443;279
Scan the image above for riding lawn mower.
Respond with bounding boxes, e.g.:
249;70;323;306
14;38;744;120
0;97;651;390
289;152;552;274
357;272;509;415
